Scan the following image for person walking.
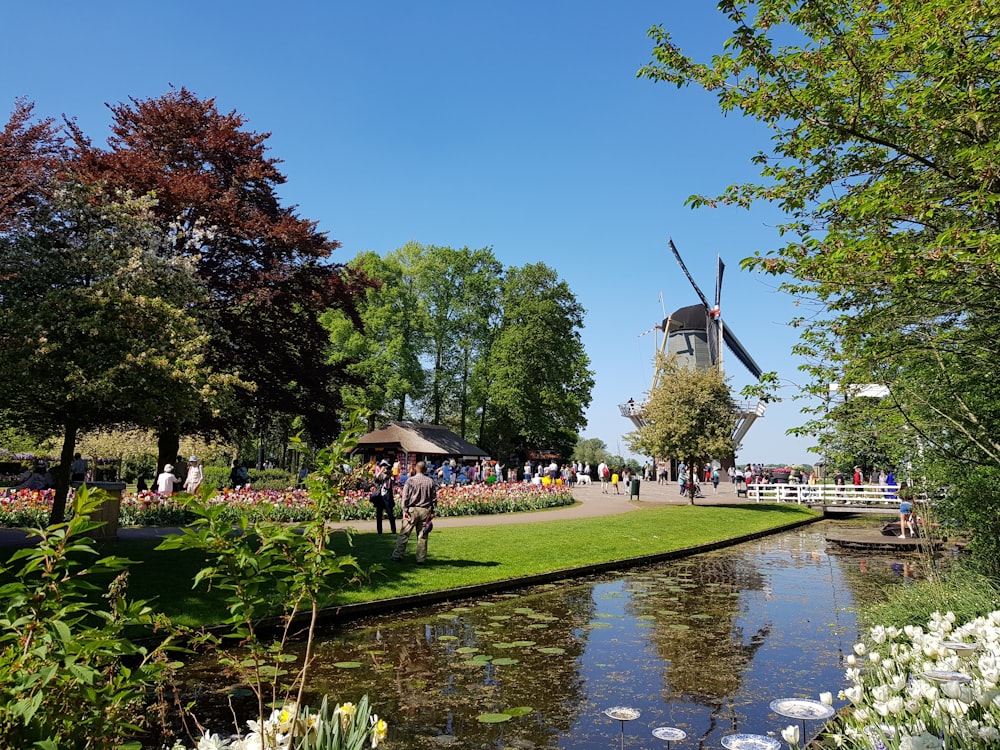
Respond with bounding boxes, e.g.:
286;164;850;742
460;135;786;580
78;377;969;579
598;460;610;493
391;460;437;564
371;459;397;535
184;456;204;494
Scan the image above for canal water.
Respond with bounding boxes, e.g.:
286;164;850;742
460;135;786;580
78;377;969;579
177;520;921;749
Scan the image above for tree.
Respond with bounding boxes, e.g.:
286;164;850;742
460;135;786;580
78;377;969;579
0;185;236;523
0;98;63;232
572;437;612;467
627;356;735;504
640;1;1000;494
485;263;594;460
67;87;367;465
413;245;502;435
324;248;428;427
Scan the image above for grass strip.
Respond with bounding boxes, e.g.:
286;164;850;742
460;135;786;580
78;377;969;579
115;503;816;627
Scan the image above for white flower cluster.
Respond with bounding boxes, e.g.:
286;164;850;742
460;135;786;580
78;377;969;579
169;701;388;750
829;610;1000;749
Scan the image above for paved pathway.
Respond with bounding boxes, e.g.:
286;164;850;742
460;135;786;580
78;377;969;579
0;479;748;547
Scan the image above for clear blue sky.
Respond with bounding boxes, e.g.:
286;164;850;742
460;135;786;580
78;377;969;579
2;1;821;465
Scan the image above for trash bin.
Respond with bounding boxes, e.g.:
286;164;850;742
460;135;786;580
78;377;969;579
630;478;640;499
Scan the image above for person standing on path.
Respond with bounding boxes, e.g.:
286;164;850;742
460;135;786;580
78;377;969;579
597;460;610;493
371;459;397;535
157;464;178;495
184;456;204;494
391;461;437;564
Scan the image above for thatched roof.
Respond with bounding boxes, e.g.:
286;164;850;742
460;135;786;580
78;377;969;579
356;421;489;459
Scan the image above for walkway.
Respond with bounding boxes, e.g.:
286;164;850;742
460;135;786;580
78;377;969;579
0;479;746;546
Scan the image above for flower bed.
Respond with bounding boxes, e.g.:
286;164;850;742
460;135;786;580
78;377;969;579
824;609;1000;748
0;482;575;528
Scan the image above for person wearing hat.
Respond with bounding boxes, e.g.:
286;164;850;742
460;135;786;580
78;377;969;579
370;459;396;534
156;464;178;495
184;456;204;494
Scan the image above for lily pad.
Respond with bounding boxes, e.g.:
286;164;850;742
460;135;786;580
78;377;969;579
333;661;362;669
456;647;479;654
504;706;533;717
477;713;512;723
536;647;565;655
511;640;536;647
491;657;520;666
438;635;458;641
488;615;512;621
669;623;691;631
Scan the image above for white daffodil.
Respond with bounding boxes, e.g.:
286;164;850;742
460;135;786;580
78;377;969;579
819;691;833;706
854;642;867;656
370;713;389;748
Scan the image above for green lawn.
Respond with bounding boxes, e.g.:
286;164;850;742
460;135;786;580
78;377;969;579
111;503;817;627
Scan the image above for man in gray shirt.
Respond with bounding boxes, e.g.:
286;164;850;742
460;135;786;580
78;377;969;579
391;460;437;564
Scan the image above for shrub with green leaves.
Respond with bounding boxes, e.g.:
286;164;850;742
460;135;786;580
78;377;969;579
0;486;179;747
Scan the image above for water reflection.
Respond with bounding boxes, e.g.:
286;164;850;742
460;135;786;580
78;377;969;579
174;521;924;749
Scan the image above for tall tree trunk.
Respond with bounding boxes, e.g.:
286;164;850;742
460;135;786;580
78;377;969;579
48;421;77;525
459;346;469;438
433;344;443;424
157;429;180;475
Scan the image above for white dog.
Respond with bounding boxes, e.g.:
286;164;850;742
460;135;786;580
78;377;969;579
576;474;592;486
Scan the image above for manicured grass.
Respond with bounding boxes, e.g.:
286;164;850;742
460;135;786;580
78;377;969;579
112;503;816;627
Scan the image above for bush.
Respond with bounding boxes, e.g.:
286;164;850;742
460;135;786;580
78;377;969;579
247;468;297;490
120;453;156;483
201;465;231;488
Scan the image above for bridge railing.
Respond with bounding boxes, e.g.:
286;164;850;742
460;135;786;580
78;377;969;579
745;483;902;505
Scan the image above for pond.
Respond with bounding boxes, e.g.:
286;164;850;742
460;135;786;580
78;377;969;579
173;520;928;749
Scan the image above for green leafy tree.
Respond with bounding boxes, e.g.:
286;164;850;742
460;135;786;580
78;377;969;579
68;87;368;464
0;184;238;523
413;244;502;436
324;247;429;427
641;0;1000;538
627;356;735;504
572;437;612;467
485;262;594;459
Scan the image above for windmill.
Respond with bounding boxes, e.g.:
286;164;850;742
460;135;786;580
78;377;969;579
621;239;766;448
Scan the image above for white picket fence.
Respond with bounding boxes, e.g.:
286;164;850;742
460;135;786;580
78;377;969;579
743;482;902;505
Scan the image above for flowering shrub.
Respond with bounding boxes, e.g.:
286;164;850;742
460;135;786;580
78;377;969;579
170;697;387;750
0;488;53;527
1;483;575;528
825;609;1000;749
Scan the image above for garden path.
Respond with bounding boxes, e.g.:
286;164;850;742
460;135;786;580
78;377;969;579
0;480;744;547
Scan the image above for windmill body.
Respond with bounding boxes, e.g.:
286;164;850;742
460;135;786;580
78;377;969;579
621;240;766;450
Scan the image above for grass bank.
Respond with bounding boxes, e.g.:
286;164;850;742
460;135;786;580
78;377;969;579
115;503;817;627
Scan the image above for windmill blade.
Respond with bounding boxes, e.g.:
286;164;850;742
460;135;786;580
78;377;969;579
715;255;725;310
668;239;711;310
723;325;764;379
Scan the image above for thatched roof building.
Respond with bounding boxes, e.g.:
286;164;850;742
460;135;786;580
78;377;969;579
355;421;489;467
